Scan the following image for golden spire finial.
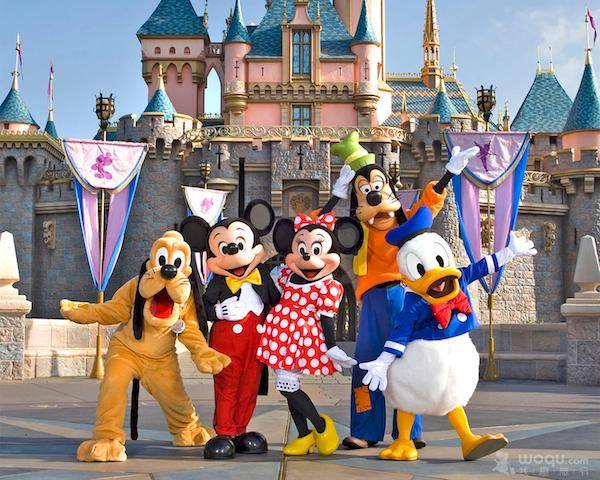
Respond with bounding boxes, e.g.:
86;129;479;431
537;46;542;74
12;34;21;90
282;0;287;24
157;64;165;90
401;91;407;113
451;47;458;78
548;46;554;73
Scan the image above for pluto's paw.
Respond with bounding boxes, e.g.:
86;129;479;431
173;425;216;447
463;433;508;461
76;438;126;462
379;439;419;461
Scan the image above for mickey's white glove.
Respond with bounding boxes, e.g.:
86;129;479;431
332;164;356;200
326;346;357;371
495;231;537;268
446;146;480;175
359;351;396;392
215;296;250;321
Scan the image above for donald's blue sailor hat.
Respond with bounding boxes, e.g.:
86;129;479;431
385;206;433;248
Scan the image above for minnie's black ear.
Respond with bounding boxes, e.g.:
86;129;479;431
334;217;364;255
133;259;149;340
273;218;296;255
244;200;275;236
179;216;211;253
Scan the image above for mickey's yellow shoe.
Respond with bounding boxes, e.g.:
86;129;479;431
283;431;316;456
314;415;339;456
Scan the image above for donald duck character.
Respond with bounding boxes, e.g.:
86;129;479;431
359;206;536;461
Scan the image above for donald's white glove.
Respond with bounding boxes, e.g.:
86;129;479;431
215;296;250;321
326;346;357;371
332;164;356;200
446;145;480;175
359;351;396;392
495;231;537;268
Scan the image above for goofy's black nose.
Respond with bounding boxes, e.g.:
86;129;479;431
366;191;382;206
161;264;177;279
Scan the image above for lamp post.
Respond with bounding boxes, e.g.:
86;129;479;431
90;92;115;380
388;160;401;189
476;85;499;381
199;160;212;189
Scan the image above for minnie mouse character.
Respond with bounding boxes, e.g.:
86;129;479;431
257;209;363;456
179;200;280;460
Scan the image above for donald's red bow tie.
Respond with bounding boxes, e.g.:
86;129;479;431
430;290;472;329
294;212;336;231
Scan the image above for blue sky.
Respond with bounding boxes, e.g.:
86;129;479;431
0;0;597;138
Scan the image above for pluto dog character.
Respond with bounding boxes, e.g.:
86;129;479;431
257;209;362;456
330;131;479;450
180;200;280;460
360;206;536;461
60;231;231;462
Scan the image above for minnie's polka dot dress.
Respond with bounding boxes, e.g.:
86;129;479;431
257;267;343;376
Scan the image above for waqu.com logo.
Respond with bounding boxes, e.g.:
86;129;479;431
493;451;590;476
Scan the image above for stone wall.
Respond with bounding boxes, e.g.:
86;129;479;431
0;312;25;379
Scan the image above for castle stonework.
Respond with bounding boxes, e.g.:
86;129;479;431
0;0;598;341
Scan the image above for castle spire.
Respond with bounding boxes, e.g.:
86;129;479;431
203;0;209;29
143;64;177;121
351;0;379;45
44;64;58;137
421;0;442;89
224;0;251;44
12;34;21;91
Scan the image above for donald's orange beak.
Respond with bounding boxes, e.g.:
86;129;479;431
403;267;462;305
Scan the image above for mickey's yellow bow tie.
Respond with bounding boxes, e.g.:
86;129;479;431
225;268;262;293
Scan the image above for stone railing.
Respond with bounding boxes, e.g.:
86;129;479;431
205;43;223;56
524;170;552;187
182;125;411;146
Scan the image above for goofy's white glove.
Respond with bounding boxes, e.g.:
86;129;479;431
326;346;357;371
359;351;396;392
215;296;250;321
332;164;356;200
446;145;481;175
495;231;538;268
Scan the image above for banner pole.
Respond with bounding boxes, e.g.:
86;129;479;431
90;186;106;380
483;186;499;381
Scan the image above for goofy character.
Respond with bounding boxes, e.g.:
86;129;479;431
180;200;280;460
329;132;479;450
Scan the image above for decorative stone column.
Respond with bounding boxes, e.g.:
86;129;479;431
0;232;31;380
562;235;600;385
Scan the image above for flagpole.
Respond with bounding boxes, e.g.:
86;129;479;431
483;186;499;381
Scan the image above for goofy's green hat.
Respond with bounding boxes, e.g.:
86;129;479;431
331;131;375;172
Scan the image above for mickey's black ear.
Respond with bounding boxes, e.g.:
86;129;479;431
334;217;364;255
179;216;211;252
244;200;275;236
273;218;296;255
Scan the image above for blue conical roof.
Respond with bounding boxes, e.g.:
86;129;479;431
564;55;600;132
351;0;378;45
511;70;572;133
0;86;38;127
44;118;58;137
144;83;176;121
225;0;251;44
428;80;458;122
137;0;208;37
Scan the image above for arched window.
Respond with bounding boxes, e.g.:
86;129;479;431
154;46;161;54
184;46;191;55
169;46;176;54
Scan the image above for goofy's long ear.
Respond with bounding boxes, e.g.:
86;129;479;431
244;199;275;236
273;218;296;255
179;216;211;253
132;259;149;340
334;217;364;255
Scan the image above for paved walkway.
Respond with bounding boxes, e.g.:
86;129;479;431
1;376;599;479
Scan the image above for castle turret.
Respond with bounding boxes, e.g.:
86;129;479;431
421;0;442;89
427;75;458;123
223;0;252;125
143;64;177;121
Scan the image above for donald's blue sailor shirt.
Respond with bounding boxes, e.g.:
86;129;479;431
383;254;499;357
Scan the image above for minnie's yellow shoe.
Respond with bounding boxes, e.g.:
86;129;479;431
283;431;316;456
314;415;339;456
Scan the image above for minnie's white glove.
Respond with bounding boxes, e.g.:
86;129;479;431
446;145;480;175
332;164;356;200
326;346;357;371
215;296;249;321
359;351;396;392
495;231;537;268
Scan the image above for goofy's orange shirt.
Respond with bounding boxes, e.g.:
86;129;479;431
355;182;446;300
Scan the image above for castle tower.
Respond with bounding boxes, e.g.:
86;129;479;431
421;0;442;89
143;64;177;121
137;0;211;119
0;36;38;133
44;65;58;138
222;0;252;125
351;0;380;126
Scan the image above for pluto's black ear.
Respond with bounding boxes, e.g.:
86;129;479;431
133;259;149;340
273;218;296;255
244;199;275;236
179;216;211;253
334;217;364;255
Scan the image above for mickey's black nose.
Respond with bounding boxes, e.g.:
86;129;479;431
161;264;177;279
366;191;382;206
225;243;239;255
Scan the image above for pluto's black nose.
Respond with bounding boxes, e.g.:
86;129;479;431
161;264;177;279
367;191;382;206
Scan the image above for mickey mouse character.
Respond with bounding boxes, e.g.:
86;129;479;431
330;132;479;450
180;200;280;460
257;209;363;456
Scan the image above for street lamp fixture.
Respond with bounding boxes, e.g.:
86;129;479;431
388;160;402;189
476;85;496;130
95;93;116;140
